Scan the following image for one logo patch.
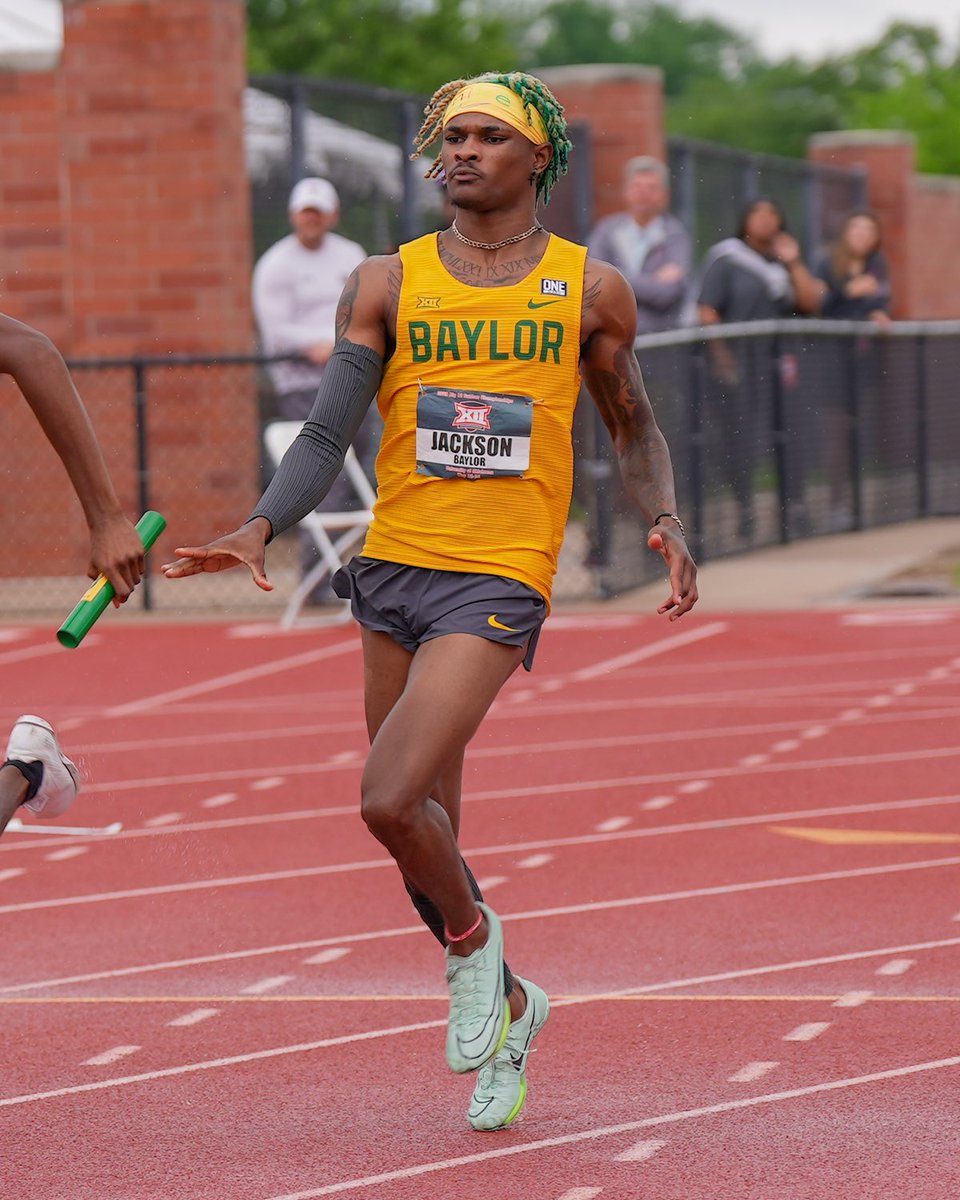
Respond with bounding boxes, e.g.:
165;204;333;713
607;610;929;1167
416;295;441;309
452;401;492;432
541;278;568;296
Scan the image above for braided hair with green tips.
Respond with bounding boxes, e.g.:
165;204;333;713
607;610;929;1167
411;71;571;204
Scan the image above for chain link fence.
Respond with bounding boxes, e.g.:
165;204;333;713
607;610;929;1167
2;322;958;617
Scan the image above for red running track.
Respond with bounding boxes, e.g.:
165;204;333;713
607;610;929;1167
2;608;960;1199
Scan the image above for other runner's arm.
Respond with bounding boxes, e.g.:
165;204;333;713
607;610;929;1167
580;260;698;620
0;313;143;599
161;256;394;589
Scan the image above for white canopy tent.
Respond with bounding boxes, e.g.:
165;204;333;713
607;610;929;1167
0;0;63;71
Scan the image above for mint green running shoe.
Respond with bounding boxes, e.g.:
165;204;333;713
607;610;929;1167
468;976;549;1131
445;903;510;1074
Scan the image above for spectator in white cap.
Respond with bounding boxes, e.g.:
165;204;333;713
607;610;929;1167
253;178;376;597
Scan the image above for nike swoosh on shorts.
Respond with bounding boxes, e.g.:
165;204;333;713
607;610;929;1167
487;614;519;632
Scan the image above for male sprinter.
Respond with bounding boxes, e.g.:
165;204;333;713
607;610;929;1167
0;314;143;836
162;71;698;1129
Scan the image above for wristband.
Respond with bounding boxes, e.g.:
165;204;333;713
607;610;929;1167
654;512;686;538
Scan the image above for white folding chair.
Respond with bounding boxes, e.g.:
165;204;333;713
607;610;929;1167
263;419;376;628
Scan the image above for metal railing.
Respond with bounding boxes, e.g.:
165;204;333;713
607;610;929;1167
2;324;957;616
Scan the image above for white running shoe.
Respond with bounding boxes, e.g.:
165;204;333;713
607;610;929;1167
445;903;510;1074
468;976;549;1131
4;716;80;818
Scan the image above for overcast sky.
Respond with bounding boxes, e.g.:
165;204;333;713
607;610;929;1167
679;0;960;59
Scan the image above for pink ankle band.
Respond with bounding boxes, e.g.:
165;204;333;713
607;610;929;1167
445;909;483;944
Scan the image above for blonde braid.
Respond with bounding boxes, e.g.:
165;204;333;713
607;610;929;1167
411;71;572;203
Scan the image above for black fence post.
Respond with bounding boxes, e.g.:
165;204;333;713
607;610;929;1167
769;334;790;544
289;79;307;188
847;338;864;530
398;98;421;243
133;359;153;610
687;341;705;561
915;333;930;518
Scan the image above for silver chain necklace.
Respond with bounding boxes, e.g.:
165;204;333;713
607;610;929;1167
451;219;543;251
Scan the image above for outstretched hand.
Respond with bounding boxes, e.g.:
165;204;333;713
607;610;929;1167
648;525;698;621
161;519;273;592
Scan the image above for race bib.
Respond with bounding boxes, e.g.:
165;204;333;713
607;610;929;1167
415;385;533;480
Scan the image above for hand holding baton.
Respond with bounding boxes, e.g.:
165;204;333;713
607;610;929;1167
57;511;167;649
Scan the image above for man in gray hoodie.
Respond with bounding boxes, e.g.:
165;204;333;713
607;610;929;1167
587;156;691;333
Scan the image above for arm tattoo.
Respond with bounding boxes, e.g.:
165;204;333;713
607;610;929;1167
588;345;676;522
582;277;602;312
335;268;360;341
385;265;402;339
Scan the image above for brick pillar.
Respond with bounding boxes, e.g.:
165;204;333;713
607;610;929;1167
808;131;915;318
0;69;70;345
539;64;665;228
0;1;258;584
61;0;252;356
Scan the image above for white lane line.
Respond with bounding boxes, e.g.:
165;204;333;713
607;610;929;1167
595;817;631;833
0;629;27;643
0;641;76;668
557;1190;603;1200
613;1138;667;1163
517;853;553;868
103;640;359;719
5;840;960;921
562;623;728;684
167;1008;219;1027
927;667;952;681
892;684;915;696
250;777;284;791
834;991;874;1008
678;780;710;795
83;1045;140;1067
1;1018;447;1107
200;793;239;809
261;1056;960;1198
13;782;960;862
6;841;960;923
241;975;294;995
0;868;26;882
728;1062;779;1083
8;925;960;1002
841;611;953;625
143;813;182;828
303;948;351;966
64;740;960;807
839;709;865;721
329;751;360;764
876;958;915;977
643;796;675;810
866;696;893;708
739;755;769;767
801;726;828;740
44;847;88;862
772;740;801;754
475;875;508;891
783;1022;831;1042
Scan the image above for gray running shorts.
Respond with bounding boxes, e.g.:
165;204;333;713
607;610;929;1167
332;556;547;671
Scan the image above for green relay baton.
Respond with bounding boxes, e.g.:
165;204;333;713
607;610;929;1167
56;511;167;649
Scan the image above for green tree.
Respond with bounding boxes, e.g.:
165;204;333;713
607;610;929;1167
524;0;756;95
246;0;518;93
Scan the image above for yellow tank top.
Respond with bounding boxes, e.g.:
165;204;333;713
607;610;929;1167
362;231;586;606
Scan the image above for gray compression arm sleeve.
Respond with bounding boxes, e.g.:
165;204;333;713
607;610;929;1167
249;340;383;539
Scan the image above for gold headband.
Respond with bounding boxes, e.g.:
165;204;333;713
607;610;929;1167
442;82;548;146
